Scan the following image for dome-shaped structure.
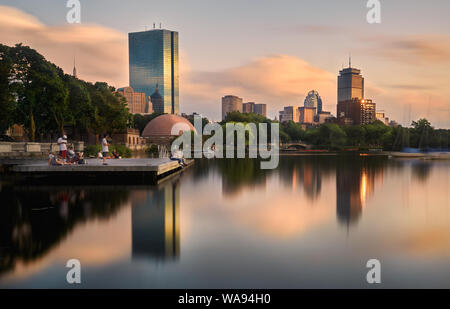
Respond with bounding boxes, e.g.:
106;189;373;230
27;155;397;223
142;114;195;143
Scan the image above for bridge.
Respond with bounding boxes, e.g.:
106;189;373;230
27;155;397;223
281;142;311;150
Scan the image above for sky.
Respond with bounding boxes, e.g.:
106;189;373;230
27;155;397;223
0;0;449;126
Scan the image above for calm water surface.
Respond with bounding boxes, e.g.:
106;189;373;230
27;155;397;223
1;156;450;288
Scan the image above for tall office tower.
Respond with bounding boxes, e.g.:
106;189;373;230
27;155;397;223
254;104;267;117
243;102;255;113
129;29;179;114
222;95;243;120
337;62;364;104
304;90;323;114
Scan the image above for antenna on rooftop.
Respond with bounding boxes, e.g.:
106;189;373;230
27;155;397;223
349;53;352;68
160;22;162;29
153;22;156;29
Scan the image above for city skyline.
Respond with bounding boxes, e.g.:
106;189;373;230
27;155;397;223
1;1;449;126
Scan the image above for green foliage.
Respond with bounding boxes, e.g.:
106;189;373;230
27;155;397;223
5;44;69;140
111;144;132;158
0;43;132;141
0;44;15;134
62;75;94;137
281;121;304;142
87;82;130;136
343;125;365;145
223;111;269;124
84;144;132;158
84;144;101;157
303;123;347;149
145;144;159;157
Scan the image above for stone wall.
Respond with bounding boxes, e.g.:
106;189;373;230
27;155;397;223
0;142;84;158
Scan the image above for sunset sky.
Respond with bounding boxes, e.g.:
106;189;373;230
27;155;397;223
1;0;449;126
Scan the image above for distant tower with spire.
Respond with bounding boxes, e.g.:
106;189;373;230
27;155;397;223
73;56;77;78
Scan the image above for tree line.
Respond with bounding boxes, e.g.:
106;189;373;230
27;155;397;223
224;111;450;151
0;44;131;142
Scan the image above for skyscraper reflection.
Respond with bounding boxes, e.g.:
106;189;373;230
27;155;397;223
131;178;180;261
336;157;385;226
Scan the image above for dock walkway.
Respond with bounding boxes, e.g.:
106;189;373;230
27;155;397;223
5;158;194;184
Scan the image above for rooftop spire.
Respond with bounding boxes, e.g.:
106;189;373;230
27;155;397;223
73;55;77;78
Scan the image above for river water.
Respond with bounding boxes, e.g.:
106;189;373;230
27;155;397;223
1;155;449;288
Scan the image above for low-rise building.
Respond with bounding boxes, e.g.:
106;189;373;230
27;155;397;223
117;86;152;114
376;111;389;125
298;106;316;124
222;95;243;120
279;106;299;123
337;98;376;125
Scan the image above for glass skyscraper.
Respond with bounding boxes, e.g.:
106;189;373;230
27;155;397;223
129;29;179;114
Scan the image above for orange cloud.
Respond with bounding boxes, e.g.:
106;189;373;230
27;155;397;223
0;5;128;87
182;55;336;119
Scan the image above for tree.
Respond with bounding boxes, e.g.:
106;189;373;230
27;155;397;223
87;82;130;137
363;120;389;146
282;121;304;142
62;75;94;139
411;118;433;148
343;125;365;146
9;44;68;140
0;44;15;134
133;112;163;135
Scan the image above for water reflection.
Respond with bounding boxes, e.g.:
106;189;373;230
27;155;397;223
1;156;449;288
336;156;385;226
0;185;129;276
131;179;180;261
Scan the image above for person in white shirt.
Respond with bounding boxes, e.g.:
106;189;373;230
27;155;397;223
102;134;109;165
170;147;185;166
57;135;68;160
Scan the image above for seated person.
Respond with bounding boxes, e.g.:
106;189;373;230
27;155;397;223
112;148;121;159
67;146;76;163
48;152;65;166
170;148;185;166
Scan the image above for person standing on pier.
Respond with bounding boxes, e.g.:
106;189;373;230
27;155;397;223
57;134;68;160
102;134;109;165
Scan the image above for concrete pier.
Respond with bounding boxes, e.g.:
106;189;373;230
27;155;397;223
4;158;194;184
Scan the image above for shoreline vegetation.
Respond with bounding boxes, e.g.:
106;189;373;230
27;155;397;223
221;112;449;152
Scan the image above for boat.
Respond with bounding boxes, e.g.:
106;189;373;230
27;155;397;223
390;152;425;158
389;147;425;158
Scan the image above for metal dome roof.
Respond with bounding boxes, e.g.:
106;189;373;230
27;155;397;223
142;114;195;137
